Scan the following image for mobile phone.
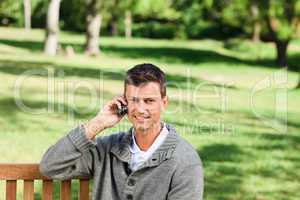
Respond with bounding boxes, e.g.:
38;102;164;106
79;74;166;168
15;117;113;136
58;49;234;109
116;103;128;116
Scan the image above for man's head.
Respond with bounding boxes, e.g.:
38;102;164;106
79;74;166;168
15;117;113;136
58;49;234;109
124;63;168;133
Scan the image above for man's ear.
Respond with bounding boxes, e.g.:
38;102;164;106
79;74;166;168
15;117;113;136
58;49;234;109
161;95;168;110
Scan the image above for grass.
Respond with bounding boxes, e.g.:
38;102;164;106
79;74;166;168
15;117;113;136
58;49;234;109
0;27;300;199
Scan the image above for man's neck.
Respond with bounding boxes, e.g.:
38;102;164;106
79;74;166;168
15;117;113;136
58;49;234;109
134;122;163;151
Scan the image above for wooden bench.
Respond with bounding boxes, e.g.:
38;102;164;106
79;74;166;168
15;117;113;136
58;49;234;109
0;164;91;200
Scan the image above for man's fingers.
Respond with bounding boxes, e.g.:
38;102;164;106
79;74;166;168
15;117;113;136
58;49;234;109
102;95;127;115
115;95;127;106
114;100;121;110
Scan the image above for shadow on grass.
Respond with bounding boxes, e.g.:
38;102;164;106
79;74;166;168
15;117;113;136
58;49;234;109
1;38;300;72
0;39;44;52
241;55;300;71
198;144;245;199
257;132;300;148
0;38;244;65
0;38;278;68
0;96;107;119
0;98;19;114
0;97;19;123
243;131;300;177
101;45;246;65
198;131;300;199
224;40;300;71
287;120;300;129
0;59;126;81
0;59;231;90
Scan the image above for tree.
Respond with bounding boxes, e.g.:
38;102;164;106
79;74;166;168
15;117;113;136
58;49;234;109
185;0;300;67
133;0;180;38
0;0;22;26
297;76;300;88
60;0;86;32
250;0;261;42
124;10;132;38
122;0;138;38
84;0;139;55
106;0;137;37
172;0;248;39
23;0;31;29
217;0;300;87
260;0;300;67
44;0;61;56
84;0;102;56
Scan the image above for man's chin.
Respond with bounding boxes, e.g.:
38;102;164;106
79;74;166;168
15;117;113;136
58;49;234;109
133;120;162;133
134;123;151;133
136;124;149;130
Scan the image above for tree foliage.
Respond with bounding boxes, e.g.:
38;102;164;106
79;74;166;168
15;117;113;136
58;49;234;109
0;0;23;25
1;0;300;47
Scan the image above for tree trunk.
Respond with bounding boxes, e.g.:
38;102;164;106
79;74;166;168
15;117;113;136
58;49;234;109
44;0;61;56
296;73;300;88
23;0;31;29
85;13;102;56
124;10;132;38
110;18;118;36
252;21;261;42
275;40;289;67
251;2;260;42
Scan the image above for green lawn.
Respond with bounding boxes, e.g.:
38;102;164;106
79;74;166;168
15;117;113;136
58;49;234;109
0;27;299;199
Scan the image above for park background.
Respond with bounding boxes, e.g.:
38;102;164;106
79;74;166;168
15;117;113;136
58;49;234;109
0;0;300;199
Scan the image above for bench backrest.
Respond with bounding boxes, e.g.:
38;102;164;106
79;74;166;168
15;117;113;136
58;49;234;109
0;164;90;200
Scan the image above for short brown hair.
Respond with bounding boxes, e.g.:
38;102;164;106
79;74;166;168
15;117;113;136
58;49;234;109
124;63;166;97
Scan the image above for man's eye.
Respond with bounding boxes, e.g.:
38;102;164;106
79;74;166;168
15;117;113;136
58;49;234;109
131;98;139;103
145;99;154;103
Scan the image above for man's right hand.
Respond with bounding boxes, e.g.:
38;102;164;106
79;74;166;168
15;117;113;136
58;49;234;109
83;96;127;140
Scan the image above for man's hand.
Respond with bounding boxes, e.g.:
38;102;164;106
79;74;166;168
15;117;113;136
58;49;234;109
83;95;127;140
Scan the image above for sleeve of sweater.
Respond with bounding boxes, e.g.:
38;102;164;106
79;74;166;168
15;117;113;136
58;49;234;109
167;163;204;200
39;125;104;180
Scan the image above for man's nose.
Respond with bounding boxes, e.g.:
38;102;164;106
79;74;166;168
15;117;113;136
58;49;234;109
135;101;147;113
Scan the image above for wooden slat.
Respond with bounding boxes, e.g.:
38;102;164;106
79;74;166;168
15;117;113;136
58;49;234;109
60;180;71;200
6;180;17;200
0;164;90;180
79;179;89;200
0;164;49;180
42;180;53;200
23;180;34;200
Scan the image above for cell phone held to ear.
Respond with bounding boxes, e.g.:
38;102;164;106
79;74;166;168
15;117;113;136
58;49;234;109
116;103;128;116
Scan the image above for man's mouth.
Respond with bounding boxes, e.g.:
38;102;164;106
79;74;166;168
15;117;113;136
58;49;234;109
134;115;150;122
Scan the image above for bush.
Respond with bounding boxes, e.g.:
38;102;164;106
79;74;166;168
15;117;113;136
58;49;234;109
132;21;177;39
0;0;22;27
31;1;48;28
32;0;86;32
60;0;86;32
184;20;244;40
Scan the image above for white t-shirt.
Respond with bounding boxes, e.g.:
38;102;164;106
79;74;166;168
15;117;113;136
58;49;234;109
129;123;169;171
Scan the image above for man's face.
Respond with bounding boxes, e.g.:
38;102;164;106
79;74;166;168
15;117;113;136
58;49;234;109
125;82;168;133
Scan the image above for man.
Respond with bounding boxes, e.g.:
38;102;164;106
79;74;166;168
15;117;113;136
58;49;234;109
39;63;204;200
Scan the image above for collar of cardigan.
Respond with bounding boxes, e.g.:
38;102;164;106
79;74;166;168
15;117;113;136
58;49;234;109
110;123;179;169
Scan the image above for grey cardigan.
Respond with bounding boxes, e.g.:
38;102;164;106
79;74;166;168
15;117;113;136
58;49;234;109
39;123;204;200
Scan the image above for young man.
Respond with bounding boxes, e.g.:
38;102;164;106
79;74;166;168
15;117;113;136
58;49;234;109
39;63;204;200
